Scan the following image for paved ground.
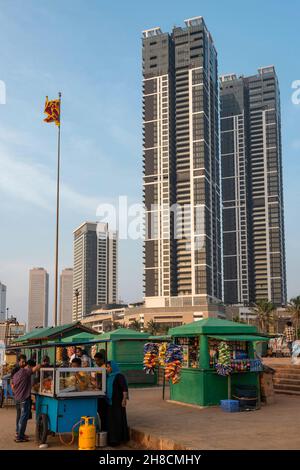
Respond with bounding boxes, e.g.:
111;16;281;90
1;371;300;450
0;406;135;450
127;387;300;450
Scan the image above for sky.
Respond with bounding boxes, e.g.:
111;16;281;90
0;0;299;325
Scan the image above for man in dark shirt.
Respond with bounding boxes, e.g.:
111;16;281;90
11;355;40;443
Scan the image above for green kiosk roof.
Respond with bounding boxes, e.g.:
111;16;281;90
60;331;99;343
99;328;149;341
209;334;269;342
169;318;258;336
14;322;98;344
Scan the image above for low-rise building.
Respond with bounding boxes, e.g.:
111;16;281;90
81;302;226;333
0;319;26;346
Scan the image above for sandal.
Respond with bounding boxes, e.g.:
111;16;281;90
15;438;29;443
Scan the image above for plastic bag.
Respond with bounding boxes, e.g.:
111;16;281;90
291;340;300;365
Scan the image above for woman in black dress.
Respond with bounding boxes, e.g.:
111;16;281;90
105;361;129;446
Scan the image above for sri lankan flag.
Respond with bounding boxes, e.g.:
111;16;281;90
44;96;60;126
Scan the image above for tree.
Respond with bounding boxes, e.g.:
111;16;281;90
158;324;169;335
288;296;300;338
146;319;160;336
129;320;141;332
251;299;275;333
112;321;122;330
232;314;241;323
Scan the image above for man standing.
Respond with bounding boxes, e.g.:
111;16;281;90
11;355;40;443
284;321;296;356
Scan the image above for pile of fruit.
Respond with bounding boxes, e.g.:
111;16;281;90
215;341;232;376
164;343;183;384
143;343;159;374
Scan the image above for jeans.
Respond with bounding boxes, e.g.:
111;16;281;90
287;341;293;356
15;397;31;439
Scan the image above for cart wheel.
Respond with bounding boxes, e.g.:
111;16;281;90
0;388;4;408
36;413;49;444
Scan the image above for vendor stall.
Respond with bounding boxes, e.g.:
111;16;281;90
168;318;269;407
94;328;154;387
7;338;106;446
35;363;106;445
13;322;99;365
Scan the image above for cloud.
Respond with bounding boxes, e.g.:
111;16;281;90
0;127;106;213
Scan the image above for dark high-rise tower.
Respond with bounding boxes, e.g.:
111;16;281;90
220;66;287;306
143;17;222;309
73;222;118;320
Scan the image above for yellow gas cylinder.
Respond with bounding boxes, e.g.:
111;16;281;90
78;416;96;450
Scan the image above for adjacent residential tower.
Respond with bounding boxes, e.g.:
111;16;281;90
220;66;286;306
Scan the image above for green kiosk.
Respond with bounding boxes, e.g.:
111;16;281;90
168;318;269;407
94;328;155;387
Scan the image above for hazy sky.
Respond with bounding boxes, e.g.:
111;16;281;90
0;0;299;325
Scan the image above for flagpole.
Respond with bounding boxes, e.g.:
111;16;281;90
54;92;61;327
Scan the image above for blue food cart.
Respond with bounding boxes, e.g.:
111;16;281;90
32;341;107;445
35;366;106;444
6;337;107;446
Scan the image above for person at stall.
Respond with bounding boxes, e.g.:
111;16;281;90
41;355;52;367
81;356;90;368
94;351;106;368
69;347;91;365
70;357;82;367
11;355;40;443
70;347;83;363
105;361;129;446
69;357;90;391
284;321;296;356
93;351;106;431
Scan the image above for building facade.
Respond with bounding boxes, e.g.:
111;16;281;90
72;222;118;321
81;303;226;334
143;17;222;310
0;320;26;345
220;66;286;306
59;268;73;325
0;282;7;321
28;268;49;331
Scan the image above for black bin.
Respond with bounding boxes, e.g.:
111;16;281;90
233;385;258;411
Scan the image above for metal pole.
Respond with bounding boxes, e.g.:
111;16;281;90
53;92;61;327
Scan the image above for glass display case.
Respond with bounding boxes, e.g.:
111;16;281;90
37;367;106;397
208;339;252;372
39;368;55;396
176;337;199;368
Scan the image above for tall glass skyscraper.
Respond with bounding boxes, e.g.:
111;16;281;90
220;66;286;306
143;17;222;309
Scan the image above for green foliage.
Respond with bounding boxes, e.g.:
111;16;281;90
129;320;141;331
288;296;300;339
251;299;275;333
145;319;160;335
